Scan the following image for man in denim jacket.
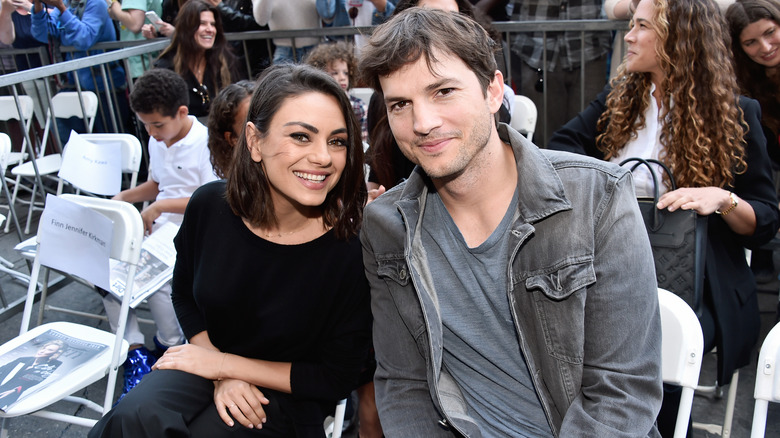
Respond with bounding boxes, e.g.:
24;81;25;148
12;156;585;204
359;9;663;437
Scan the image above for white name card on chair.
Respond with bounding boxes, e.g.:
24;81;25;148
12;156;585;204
37;194;113;290
58;131;122;196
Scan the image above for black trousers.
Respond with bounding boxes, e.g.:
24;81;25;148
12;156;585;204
89;369;324;438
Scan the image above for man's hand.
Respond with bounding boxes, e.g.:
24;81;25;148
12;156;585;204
139;201;162;235
38;0;65;12
11;0;33;11
141;23;158;38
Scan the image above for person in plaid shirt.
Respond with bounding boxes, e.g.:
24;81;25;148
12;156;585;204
509;0;612;147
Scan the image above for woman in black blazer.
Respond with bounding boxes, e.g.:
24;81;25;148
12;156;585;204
548;0;780;435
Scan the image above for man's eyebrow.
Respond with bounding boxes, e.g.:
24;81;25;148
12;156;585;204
383;77;459;105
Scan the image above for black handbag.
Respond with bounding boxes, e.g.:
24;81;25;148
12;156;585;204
619;158;707;316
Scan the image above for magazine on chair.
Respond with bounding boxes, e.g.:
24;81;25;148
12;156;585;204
0;329;108;413
108;221;179;308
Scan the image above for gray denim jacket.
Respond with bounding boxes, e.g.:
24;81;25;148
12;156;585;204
361;124;663;437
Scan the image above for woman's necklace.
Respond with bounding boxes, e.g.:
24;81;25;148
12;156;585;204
192;58;205;82
261;219;320;239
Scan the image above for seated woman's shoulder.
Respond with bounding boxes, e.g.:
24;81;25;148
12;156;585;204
191;180;227;204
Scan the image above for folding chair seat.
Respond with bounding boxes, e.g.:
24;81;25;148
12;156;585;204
0;194;144;430
658;287;705;438
10;91;99;234
750;322;780;438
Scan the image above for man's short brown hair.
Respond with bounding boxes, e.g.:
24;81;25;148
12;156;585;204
358;8;498;95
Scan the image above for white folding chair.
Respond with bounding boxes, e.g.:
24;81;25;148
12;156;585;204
658;287;704;438
750;322;780;438
0;95;35;233
56;133;143;196
0;194;144;429
10;91;99;234
324;398;347;438
0;135;31;289
0;134;24;241
510;95;538;142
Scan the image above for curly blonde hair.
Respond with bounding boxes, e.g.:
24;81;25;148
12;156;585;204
596;0;747;189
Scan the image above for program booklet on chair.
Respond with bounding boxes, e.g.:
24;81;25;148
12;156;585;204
108;221;179;308
0;329;108;413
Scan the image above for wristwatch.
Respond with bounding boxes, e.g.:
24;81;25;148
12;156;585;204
716;192;738;215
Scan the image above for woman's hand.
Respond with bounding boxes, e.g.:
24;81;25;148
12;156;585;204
367;184;385;204
213;378;269;429
152;344;226;378
657;187;731;215
157;21;174;36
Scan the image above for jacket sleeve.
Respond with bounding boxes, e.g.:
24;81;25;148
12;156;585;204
316;0;337;22
360;205;455;437
57;0;109;50
730;96;780;249
559;170;663;436
251;0;269;26
546;84;610;159
30;8;59;43
371;0;393;25
217;2;261;31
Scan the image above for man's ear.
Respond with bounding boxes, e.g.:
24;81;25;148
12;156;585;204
245;122;262;163
176;105;189;119
486;70;505;115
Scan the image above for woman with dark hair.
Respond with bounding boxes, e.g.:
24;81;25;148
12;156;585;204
727;0;780;167
548;0;780;434
726;0;780;287
207;80;255;179
154;0;239;118
89;63;371;438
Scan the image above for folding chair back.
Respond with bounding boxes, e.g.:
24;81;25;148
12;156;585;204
11;92;100;234
510;95;538;142
658;287;704;438
60;133;143;195
0;95;36;233
751;322;780;438
0;95;35;130
0;194;144;429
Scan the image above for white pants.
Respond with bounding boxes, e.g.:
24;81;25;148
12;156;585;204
102;282;184;348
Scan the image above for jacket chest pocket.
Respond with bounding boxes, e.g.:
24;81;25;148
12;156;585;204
523;258;595;364
376;256;429;351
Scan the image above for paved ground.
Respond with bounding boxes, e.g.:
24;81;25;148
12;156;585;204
0;205;775;437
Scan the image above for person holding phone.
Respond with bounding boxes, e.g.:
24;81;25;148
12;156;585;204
31;0;132;142
108;0;162;79
141;7;174;37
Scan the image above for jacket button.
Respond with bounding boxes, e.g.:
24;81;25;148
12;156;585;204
437;419;450;431
399;268;407;280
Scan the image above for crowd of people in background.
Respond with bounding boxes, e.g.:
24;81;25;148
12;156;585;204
0;0;780;436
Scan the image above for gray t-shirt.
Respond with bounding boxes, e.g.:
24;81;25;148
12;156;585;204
421;188;552;437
